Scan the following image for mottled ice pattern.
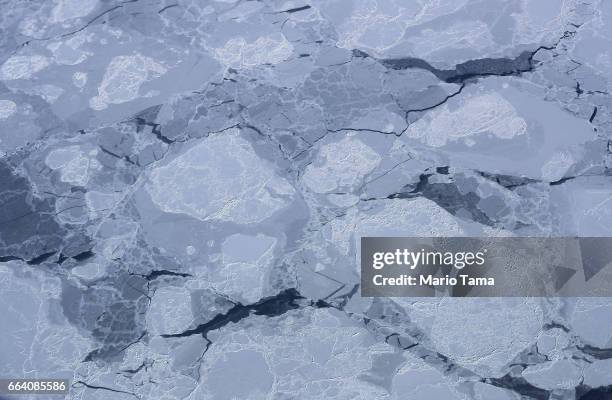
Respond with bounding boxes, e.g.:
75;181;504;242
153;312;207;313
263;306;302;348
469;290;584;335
1;1;612;399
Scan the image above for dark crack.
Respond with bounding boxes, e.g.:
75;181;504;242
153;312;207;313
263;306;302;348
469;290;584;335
577;385;612;400
130;105;174;144
73;380;137;398
26;251;57;265
365;49;537;84
353;29;573;94
404;83;466;115
589;107;598;123
140;269;192;281
387;173;494;226
578;344;612;360
161;288;317;340
100;146;137;165
477;171;539;189
279;5;311;13
158;3;178;14
484;375;550;400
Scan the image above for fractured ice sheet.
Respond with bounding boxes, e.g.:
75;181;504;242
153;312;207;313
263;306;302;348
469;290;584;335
146;128;295;223
302;135;382;193
1;0;612;399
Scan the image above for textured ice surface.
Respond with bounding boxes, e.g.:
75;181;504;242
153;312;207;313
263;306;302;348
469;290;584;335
1;1;612;399
146;129;295;223
302;136;381;193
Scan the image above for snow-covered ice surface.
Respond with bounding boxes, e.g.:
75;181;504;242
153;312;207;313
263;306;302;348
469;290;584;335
1;1;612;399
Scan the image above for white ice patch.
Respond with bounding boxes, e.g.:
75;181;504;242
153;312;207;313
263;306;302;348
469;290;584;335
430;298;544;377
48;36;93;65
331;198;464;256
541;150;574;182
357;198;464;237
405;93;527;147
147;129;295;224
85;190;122;216
30;84;64;103
302;137;381;193
45;146;98;186
0;55;50;80
51;0;98;23
331;0;468;52
193;308;390;400
89;54;167;110
392;357;464;400
71;262;106;280
404;21;494;60
513;0;569;44
96;219;139;260
0;267;93;375
72;71;88;88
522;359;582;390
147;287;193;335
207;234;276;303
584;359;612;388
571;298;612;347
214;33;293;68
0;100;17;120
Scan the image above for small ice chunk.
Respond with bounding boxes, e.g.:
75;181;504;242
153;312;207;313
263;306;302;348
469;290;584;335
302;137;381;193
0;100;17;120
541;151;574;182
71;262;106;280
51;0;99;22
522;359;582;390
90;54;167;110
214;33;293;68
206;234;276;303
45;146;95;186
405;93;527;147
72;72;88;88
0;55;50;80
147;287;193;335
